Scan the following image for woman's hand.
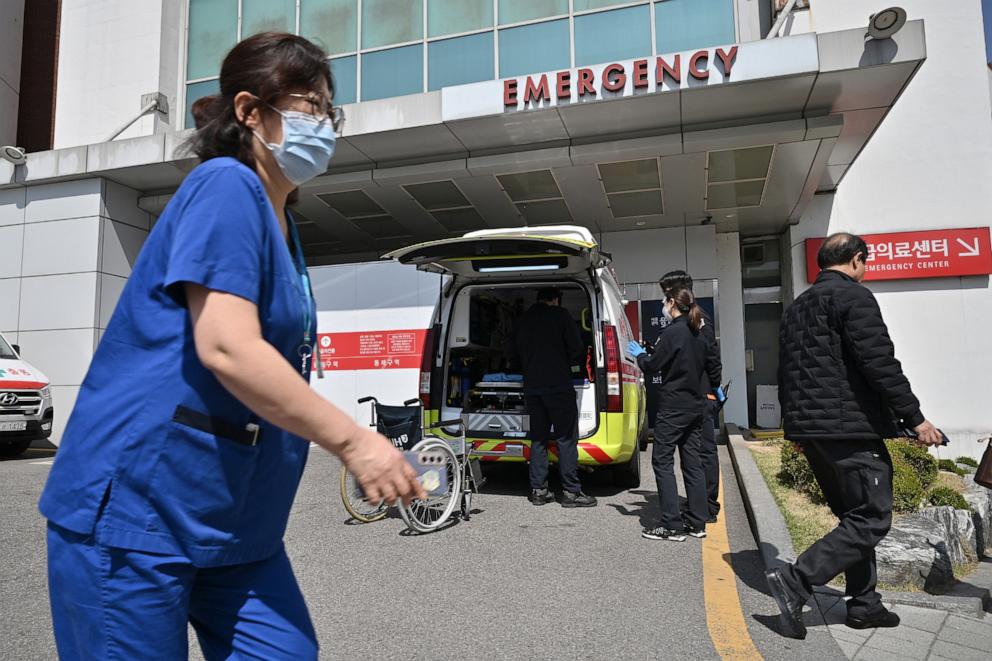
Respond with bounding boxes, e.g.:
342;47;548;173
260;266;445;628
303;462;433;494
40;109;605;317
336;428;427;505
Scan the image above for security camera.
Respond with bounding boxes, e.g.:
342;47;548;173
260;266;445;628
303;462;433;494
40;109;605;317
1;146;26;166
867;7;907;40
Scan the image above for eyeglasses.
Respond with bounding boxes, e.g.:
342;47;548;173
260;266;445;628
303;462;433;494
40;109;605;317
285;93;346;133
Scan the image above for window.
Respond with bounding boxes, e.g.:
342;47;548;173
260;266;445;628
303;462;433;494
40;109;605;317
574;0;640;11
655;0;736;54
301;0;358;56
574;5;652;67
186;0;238;80
184;79;221;129
362;44;424;101
428;0;493;37
498;0;568;25
362;0;423;49
330;56;357;105
428;32;494;90
241;0;296;36
498;19;570;78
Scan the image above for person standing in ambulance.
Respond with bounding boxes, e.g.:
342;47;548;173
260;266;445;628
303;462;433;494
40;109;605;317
38;33;424;660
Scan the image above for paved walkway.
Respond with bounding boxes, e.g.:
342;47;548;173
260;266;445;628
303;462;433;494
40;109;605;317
817;596;992;660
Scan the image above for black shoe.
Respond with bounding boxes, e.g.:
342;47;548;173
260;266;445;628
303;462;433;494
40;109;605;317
706;514;719;525
529;488;555;506
764;568;808;640
845;608;900;630
681;515;707;538
641;526;686;542
561;491;597;508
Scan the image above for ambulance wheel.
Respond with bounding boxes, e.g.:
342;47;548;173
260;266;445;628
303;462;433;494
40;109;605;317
398;438;461;533
340;465;389;523
0;440;31;458
615;444;641;489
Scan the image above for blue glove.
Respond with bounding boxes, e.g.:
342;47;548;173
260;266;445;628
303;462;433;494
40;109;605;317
627;340;646;359
713;386;727;403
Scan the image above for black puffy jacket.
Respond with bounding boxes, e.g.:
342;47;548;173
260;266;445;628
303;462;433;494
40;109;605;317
778;270;925;441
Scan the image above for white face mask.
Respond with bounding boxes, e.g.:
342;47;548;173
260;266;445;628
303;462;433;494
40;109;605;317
254;106;336;186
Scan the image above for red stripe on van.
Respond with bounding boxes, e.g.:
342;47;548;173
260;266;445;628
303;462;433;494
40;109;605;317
0;380;48;390
579;442;612;464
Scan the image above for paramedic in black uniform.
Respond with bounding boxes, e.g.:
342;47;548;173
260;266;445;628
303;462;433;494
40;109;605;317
660;270;723;523
514;288;597;508
628;287;721;541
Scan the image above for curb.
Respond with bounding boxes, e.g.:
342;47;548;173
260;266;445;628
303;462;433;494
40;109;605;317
723;423;986;619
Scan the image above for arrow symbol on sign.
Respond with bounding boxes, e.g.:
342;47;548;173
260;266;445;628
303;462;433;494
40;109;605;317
956;238;981;257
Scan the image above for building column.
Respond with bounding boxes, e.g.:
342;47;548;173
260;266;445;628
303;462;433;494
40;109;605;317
716;232;749;428
0;178;149;444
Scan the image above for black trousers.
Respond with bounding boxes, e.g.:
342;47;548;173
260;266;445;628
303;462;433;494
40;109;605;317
700;399;720;518
652;408;707;530
780;439;894;618
526;391;581;494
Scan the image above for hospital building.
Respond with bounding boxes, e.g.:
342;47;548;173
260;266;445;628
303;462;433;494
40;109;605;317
1;1;990;456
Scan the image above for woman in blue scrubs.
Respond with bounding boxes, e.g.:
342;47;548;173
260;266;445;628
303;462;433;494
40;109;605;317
38;33;425;660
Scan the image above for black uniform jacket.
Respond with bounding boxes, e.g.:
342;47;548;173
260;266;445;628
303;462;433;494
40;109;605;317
637;316;721;413
513;302;584;393
777;269;924;441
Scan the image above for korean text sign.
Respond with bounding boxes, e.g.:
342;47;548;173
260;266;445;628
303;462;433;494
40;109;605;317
805;228;992;283
314;329;427;371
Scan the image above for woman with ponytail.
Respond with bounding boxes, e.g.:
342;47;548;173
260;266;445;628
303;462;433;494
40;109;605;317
39;33;424;660
626;287;722;542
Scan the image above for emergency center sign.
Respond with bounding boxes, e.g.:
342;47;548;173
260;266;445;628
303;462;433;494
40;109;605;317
805;228;992;283
314;329;427;371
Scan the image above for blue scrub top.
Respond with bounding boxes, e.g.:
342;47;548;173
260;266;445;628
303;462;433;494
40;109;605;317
39;157;317;567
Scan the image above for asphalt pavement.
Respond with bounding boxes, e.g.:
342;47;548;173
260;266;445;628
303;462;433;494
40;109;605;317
1;444;846;660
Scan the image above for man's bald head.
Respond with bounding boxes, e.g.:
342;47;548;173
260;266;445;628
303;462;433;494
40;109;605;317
817;233;869;269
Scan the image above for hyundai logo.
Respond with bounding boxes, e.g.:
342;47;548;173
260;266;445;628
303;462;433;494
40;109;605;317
0;393;18;406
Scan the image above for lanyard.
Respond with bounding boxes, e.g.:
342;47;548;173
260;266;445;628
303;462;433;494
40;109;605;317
287;214;323;379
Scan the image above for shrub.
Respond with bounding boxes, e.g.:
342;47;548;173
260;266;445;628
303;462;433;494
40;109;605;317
891;459;925;513
927;486;970;511
886;439;938;489
778;442;824;502
937;459;966;476
956;456;979;469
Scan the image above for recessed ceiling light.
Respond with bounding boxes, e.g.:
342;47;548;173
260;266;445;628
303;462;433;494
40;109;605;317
635;221;646;226
725;214;736;218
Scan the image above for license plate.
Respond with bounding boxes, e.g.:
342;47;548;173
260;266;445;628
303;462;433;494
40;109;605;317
0;421;27;432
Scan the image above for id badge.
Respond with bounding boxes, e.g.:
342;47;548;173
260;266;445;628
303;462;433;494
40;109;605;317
404;449;450;496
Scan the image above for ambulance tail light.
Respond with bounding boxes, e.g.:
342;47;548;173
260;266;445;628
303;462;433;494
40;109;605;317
419;325;438;408
604;324;623;413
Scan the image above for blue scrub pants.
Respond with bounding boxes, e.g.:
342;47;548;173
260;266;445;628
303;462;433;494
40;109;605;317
47;522;318;661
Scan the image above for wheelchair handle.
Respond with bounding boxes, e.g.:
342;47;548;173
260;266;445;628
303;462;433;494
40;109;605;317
403;398;421;407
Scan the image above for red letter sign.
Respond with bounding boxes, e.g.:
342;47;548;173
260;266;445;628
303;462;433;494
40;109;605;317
556;70;571;99
577;68;596;97
689;50;710;80
805;228;992;283
503;79;518;107
632;59;649;89
716;46;738;77
656;54;681;85
602;64;626;92
523;74;551;103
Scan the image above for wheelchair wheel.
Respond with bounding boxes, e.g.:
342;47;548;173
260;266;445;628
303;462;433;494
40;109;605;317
340;465;389;523
398;438;461;533
460;489;472;521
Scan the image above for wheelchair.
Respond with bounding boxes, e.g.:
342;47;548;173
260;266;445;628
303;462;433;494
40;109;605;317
340;396;482;533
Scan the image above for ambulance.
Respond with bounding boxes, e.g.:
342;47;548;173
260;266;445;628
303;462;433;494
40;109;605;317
386;226;646;487
0;332;54;457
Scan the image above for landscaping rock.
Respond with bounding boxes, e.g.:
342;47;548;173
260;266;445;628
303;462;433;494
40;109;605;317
963;482;992;556
877;514;954;590
918;505;978;565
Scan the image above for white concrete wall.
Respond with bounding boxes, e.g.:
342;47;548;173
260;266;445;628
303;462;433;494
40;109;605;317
716;232;749;427
0;179;151;443
0;0;25;146
790;1;992;455
54;0;164;149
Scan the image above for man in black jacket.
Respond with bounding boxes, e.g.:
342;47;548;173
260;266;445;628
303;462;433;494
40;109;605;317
514;288;596;508
660;270;723;523
766;233;942;639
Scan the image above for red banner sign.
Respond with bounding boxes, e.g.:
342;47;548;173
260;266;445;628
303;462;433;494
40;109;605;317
314;329;427;371
805;227;992;283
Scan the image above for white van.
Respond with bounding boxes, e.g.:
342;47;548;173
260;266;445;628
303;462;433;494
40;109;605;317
0;333;54;457
386;225;647;487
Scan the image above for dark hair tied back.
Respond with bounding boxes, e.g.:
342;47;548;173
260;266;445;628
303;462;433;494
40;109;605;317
185;32;333;172
668;287;702;333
